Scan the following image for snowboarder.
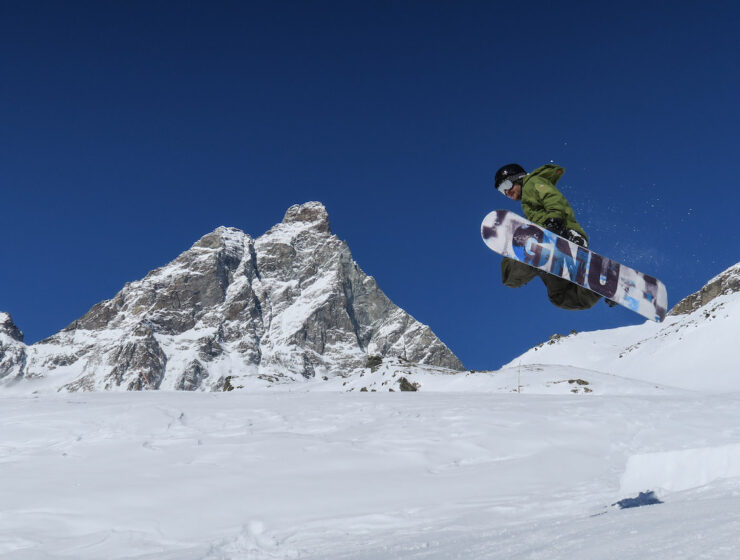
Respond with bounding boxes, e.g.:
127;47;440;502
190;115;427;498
493;163;603;311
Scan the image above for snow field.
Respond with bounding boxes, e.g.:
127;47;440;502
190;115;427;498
3;390;740;559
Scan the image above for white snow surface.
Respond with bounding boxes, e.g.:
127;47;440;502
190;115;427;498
5;257;740;558
3;389;740;559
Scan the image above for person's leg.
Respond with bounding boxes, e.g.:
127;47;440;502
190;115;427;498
501;258;539;288
540;275;601;310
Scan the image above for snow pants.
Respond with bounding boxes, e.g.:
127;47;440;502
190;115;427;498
501;258;601;311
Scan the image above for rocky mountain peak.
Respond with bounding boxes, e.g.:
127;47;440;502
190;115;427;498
2;202;463;392
281;201;331;234
193;226;250;251
669;262;740;316
0;312;24;342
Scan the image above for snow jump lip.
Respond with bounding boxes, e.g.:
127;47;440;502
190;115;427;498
481;210;668;323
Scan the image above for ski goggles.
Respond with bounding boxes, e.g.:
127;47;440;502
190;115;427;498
496;179;515;194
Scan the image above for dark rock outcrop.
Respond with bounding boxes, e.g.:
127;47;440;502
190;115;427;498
670;263;740;316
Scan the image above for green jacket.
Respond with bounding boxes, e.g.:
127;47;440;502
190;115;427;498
520;164;588;241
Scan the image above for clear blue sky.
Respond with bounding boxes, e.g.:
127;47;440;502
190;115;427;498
2;1;739;370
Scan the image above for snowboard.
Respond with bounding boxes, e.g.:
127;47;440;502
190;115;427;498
481;210;668;322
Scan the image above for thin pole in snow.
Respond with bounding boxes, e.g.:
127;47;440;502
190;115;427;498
518;361;521;394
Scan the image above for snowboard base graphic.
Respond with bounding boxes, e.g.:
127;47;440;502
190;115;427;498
481;210;667;322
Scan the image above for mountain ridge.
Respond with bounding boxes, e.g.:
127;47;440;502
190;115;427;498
669;262;740;316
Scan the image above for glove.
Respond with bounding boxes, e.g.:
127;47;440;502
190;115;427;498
543;218;566;237
566;229;588;248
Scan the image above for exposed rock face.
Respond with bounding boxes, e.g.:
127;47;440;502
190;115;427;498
669;263;740;316
0;313;26;381
1;312;24;342
1;202;463;391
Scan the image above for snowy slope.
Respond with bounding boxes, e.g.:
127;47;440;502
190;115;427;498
4;225;740;558
2;391;740;559
505;265;740;392
3;264;739;557
308;357;681;395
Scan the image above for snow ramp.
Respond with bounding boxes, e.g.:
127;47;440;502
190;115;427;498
621;443;740;493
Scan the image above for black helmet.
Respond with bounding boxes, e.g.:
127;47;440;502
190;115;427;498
494;163;526;194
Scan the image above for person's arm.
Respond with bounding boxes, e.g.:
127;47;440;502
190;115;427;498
523;181;587;245
521;180;568;223
535;181;570;220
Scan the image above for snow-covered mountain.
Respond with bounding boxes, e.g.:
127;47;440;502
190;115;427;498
0;202;463;392
506;261;740;392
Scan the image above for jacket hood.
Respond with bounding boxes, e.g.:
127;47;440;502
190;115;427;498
526;164;565;186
